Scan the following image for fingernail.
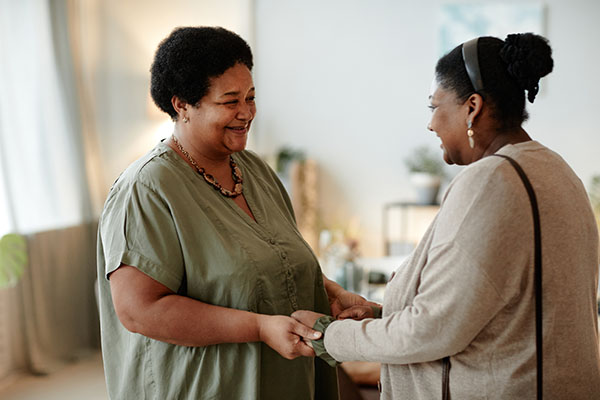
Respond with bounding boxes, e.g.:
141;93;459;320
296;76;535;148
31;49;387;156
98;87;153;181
313;332;321;339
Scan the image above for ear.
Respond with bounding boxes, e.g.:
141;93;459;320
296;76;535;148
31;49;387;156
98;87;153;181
465;93;484;123
171;96;189;118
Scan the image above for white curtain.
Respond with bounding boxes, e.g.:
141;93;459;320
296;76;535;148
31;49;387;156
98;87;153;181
0;0;101;380
0;0;93;234
0;160;14;237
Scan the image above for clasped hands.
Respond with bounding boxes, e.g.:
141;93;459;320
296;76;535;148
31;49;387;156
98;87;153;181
261;288;380;360
292;290;380;349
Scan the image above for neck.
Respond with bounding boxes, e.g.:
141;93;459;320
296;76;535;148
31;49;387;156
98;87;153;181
169;127;230;169
167;133;243;198
478;127;531;160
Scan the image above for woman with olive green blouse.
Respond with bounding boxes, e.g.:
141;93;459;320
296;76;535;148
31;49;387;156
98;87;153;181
97;143;339;399
96;26;372;399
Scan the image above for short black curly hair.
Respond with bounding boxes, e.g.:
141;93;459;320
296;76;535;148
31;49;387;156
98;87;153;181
150;26;253;119
435;33;553;131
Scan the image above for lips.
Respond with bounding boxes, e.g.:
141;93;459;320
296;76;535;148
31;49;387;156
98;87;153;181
226;125;248;134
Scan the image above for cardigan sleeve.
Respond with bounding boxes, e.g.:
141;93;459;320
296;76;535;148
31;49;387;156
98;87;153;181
323;159;533;364
323;243;508;364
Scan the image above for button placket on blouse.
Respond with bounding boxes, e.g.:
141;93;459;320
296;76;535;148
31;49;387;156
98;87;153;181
267;237;299;310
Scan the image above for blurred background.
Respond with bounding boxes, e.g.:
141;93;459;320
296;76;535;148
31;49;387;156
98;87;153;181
0;0;599;398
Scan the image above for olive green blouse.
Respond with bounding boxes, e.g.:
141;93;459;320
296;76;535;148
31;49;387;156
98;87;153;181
96;142;339;400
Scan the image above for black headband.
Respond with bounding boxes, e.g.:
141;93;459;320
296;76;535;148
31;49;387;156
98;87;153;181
462;38;484;92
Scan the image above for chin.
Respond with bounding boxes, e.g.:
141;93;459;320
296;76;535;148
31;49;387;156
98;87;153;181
226;138;248;153
442;149;454;165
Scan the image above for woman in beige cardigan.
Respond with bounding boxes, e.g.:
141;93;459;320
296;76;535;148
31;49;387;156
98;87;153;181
294;33;600;399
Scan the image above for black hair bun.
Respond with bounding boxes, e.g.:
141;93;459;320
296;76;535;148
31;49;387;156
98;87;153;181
499;33;553;103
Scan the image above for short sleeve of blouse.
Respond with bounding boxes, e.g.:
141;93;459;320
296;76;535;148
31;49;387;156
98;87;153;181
100;178;184;292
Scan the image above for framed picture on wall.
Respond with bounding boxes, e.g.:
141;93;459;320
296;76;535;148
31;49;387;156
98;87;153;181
437;3;546;56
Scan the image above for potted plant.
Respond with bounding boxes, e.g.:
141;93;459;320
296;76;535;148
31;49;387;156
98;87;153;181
0;233;27;288
276;147;305;175
275;146;305;193
404;146;445;205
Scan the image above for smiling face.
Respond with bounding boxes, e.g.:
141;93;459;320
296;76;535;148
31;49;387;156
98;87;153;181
427;78;471;166
183;63;256;158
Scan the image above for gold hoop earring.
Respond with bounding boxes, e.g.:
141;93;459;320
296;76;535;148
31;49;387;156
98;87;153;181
467;120;474;149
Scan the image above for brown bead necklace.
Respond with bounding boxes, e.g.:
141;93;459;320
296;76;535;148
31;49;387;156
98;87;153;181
171;135;243;198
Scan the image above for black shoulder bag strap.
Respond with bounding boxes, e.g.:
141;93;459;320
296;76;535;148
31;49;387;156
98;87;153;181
442;154;543;400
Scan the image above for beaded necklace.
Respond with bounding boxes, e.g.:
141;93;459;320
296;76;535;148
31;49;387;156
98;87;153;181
171;135;243;198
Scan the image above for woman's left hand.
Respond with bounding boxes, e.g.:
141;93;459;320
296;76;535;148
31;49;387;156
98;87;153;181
337;305;376;320
322;275;380;318
329;289;380;319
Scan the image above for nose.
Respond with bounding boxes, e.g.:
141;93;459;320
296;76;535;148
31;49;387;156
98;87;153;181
427;123;433;132
237;101;255;122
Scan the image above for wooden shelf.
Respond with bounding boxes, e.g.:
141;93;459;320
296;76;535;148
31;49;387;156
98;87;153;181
382;202;439;256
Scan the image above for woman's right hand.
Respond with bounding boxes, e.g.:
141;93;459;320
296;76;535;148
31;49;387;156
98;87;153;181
257;315;322;359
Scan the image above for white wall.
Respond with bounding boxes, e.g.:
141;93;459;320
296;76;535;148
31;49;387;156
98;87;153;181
252;0;600;256
92;0;600;257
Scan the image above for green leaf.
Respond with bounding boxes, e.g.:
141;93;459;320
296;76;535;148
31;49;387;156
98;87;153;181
404;146;446;177
0;233;28;288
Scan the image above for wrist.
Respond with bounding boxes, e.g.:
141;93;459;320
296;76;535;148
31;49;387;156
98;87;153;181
323;275;344;298
255;313;269;343
313;315;335;333
312;316;338;367
370;305;383;319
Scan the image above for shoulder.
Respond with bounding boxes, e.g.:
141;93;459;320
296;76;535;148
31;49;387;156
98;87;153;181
434;150;534;245
442;141;563;204
234;150;295;213
110;142;183;195
234;150;283;188
234;150;276;176
442;154;518;206
497;140;564;168
101;143;186;219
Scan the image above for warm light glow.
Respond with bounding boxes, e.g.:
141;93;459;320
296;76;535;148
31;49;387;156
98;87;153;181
146;93;165;120
154;120;174;142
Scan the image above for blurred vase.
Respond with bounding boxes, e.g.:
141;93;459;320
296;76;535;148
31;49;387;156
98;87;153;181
410;172;441;205
334;260;364;294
